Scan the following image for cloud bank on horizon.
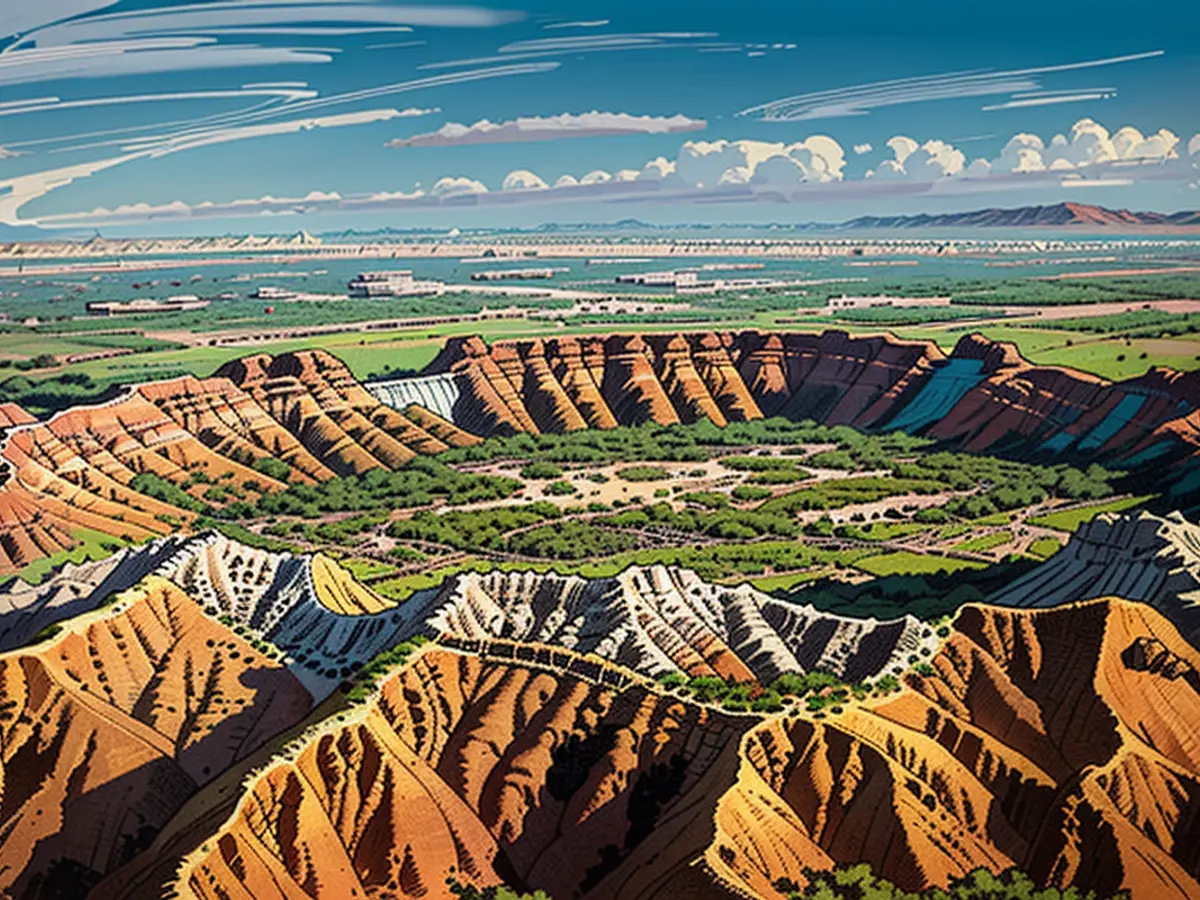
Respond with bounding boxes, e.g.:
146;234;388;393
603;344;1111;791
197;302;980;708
0;0;1196;230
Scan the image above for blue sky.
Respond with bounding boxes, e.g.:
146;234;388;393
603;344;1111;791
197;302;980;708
0;0;1197;233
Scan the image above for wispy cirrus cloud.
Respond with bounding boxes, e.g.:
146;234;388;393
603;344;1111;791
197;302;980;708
0;2;524;88
981;89;1117;111
418;31;737;70
387;111;706;148
737;50;1163;121
543;20;610;30
0;62;557;223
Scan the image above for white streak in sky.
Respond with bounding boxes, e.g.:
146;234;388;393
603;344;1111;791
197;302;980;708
738;50;1164;120
982;92;1115;111
543;20;611;30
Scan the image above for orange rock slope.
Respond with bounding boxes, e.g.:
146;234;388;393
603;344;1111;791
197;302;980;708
711;598;1200;900
0;575;312;898
0;349;479;576
92;599;1200;900
109;644;755;900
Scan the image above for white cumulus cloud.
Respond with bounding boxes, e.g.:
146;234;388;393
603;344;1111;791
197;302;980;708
430;176;487;197
387;111;706;148
993;119;1181;173
872;137;964;180
675;137;845;189
853;142;873;155
501;169;548;191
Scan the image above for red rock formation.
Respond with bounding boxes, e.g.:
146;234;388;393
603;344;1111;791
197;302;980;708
690;332;763;422
649;333;729;426
712;599;1200;900
517;339;589;432
545;337;619;429
0;576;311;898
116;646;753;900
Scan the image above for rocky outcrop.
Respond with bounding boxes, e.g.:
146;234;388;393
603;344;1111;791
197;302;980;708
989;510;1200;651
0;576;312;898
711;599;1200;900
116;646;754;900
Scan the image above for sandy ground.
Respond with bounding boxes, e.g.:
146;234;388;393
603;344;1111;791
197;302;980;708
1003;299;1200;320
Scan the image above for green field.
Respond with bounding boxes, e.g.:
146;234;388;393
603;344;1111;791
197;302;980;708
853;552;988;577
1027;495;1155;533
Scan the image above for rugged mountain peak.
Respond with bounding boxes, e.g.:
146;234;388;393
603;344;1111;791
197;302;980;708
950;332;1026;371
990;510;1200;650
408;563;933;684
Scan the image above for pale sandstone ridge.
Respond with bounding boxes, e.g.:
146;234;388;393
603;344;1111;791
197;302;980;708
0;537;932;695
710;599;1200;900
411;565;933;684
0;575;312;898
990;509;1200;650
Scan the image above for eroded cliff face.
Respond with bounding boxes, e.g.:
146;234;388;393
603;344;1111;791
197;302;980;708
711;599;1200;900
0;349;479;576
413;565;933;684
413;330;1200;476
0;576;312;898
150;647;753;900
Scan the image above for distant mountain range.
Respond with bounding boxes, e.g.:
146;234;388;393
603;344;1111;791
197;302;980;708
319;203;1200;239
838;202;1200;230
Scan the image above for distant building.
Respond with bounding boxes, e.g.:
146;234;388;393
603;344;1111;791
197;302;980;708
470;267;567;281
86;295;209;316
347;270;445;298
252;286;298;301
825;294;951;312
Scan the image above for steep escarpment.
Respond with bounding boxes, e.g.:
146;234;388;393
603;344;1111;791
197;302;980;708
711;599;1200;900
132;646;754;900
398;330;1200;473
990;510;1200;650
0;576;312;898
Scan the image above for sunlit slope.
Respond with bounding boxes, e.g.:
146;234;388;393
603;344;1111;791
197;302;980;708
0;348;478;575
0;575;312;898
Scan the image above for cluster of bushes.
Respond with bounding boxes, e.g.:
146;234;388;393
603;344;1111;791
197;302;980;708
0;371;121;414
776;865;1130;899
254;458;520;518
903;454;1115;519
603;501;800;541
786;559;1039;621
446;880;551;900
507;520;641;560
389;502;562;551
657;670;903;715
759;476;945;515
342;636;429;703
616;465;671;482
